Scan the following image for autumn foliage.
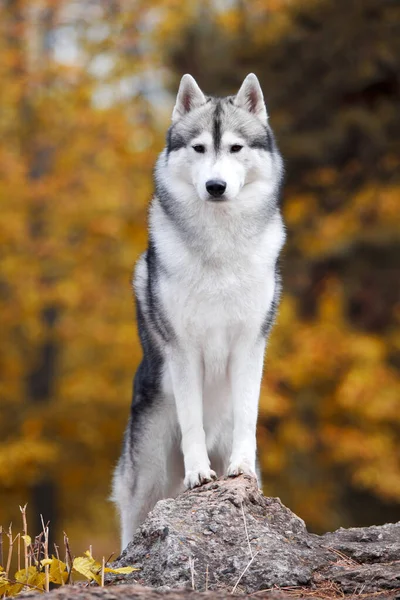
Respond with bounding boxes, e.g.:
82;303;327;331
0;505;135;596
0;0;399;553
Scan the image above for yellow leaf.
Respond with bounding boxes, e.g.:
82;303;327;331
49;558;68;585
21;535;31;546
27;571;46;590
0;580;10;596
5;582;24;597
14;565;46;591
104;566;139;574
14;566;35;583
40;558;52;567
0;584;7;596
72;555;101;584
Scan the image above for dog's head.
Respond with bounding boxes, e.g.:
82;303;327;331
158;74;282;207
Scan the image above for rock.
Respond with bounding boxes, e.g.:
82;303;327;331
112;475;400;595
321;522;400;563
320;563;400;594
16;583;321;600
318;521;400;593
20;582;400;600
20;476;400;599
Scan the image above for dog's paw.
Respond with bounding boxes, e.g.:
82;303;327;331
227;461;256;478
184;469;217;489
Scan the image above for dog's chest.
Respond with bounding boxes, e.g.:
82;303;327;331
162;254;274;345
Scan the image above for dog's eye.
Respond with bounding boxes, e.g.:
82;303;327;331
192;145;206;153
230;145;243;153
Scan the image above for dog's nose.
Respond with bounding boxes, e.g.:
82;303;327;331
206;179;227;199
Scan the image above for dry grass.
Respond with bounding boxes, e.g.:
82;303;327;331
250;581;400;599
0;506;136;597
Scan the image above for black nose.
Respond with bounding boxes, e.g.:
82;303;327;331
206;179;227;198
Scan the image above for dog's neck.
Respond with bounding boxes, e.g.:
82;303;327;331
150;190;283;274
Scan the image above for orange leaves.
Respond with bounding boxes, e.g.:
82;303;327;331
0;440;58;487
284;194;316;228
260;259;400;526
285;181;400;258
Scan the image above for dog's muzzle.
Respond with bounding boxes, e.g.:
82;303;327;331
206;179;227;200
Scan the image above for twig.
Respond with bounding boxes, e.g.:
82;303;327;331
241;501;253;559
250;581;345;597
54;543;60;560
5;524;13;578
356;582;368;597
31;533;42;569
40;516;50;593
20;504;29;576
63;532;73;585
324;546;358;566
188;556;195;590
101;557;105;587
231;550;259;594
16;534;21;572
230;502;255;594
104;552;115;567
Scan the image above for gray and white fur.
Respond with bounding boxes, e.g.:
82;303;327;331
112;73;286;550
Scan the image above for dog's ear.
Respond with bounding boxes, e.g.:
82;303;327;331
172;74;206;123
234;74;267;122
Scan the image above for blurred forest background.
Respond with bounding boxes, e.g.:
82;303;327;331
0;0;399;557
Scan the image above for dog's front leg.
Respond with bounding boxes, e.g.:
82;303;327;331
168;349;216;489
227;340;266;479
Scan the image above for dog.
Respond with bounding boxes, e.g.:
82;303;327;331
112;73;285;550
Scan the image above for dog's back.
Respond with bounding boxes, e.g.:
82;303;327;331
112;74;285;550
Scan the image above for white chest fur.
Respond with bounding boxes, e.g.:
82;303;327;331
144;199;285;384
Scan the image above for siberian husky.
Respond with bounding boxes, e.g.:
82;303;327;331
112;73;285;549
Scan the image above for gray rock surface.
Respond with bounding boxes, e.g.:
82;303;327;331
321;522;400;562
112;475;400;595
19;583;400;600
